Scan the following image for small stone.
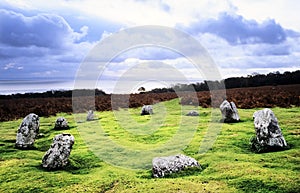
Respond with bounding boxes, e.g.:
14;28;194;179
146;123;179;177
152;154;201;178
54;117;69;129
251;108;287;152
220;100;240;122
15;113;40;149
186;110;199;116
86;110;94;121
42;133;75;170
141;105;153;115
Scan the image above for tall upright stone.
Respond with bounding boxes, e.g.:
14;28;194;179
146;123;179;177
220;100;240;122
86;110;94;121
42;133;75;170
251;108;287;152
15;113;40;149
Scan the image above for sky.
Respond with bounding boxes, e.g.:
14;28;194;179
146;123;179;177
0;0;300;94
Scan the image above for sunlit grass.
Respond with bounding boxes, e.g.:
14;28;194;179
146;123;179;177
0;99;299;192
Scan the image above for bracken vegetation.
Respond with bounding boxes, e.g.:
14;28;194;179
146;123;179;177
1;84;299;122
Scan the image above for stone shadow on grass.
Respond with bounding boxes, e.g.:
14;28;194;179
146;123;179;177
137;163;208;179
220;118;242;123
37;153;103;174
250;136;291;153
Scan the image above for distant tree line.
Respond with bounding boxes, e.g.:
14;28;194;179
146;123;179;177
148;70;300;93
1;70;299;98
0;89;106;99
224;70;300;89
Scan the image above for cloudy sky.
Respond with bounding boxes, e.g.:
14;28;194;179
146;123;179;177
0;0;300;94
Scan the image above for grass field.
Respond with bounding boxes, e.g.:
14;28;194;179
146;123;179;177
0;99;299;192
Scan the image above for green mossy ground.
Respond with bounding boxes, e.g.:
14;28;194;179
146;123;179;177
0;99;299;192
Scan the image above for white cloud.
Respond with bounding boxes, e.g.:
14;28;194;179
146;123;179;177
3;62;15;70
6;0;300;32
0;1;227;28
3;62;23;70
73;26;89;42
193;31;300;78
99;56;205;84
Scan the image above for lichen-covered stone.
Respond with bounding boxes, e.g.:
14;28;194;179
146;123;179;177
86;110;94;121
152;154;201;178
15;113;40;149
141;105;153;115
42;133;75;170
54;117;69;129
220;100;240;122
251;108;287;152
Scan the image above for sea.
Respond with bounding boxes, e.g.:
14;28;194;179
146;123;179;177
0;79;179;95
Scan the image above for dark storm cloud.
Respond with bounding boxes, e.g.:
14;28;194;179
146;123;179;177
186;12;287;45
0;9;93;80
0;9;75;48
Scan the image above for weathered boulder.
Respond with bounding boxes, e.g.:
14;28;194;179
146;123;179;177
186;110;199;116
42;133;75;170
15;113;40;149
220;100;240;122
54;117;69;129
152;154;201;178
141;105;153;115
251;108;287;152
86;110;94;121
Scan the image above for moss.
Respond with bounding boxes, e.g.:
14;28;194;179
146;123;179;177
0;103;299;192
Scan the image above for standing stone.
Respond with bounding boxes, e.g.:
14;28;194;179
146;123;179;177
186;110;199;116
86;110;94;121
54;117;69;129
220;100;240;122
251;108;287;152
15;113;40;149
42;133;75;170
141;105;153;115
152;154;201;178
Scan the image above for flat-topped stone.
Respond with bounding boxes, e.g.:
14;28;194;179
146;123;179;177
152;154;201;178
186;110;199;116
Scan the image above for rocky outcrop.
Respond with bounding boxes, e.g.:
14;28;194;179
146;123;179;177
42;133;75;170
141;105;153;115
152;154;201;178
220;100;240;122
15;113;40;149
251;108;287;152
186;110;199;116
54;117;69;129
